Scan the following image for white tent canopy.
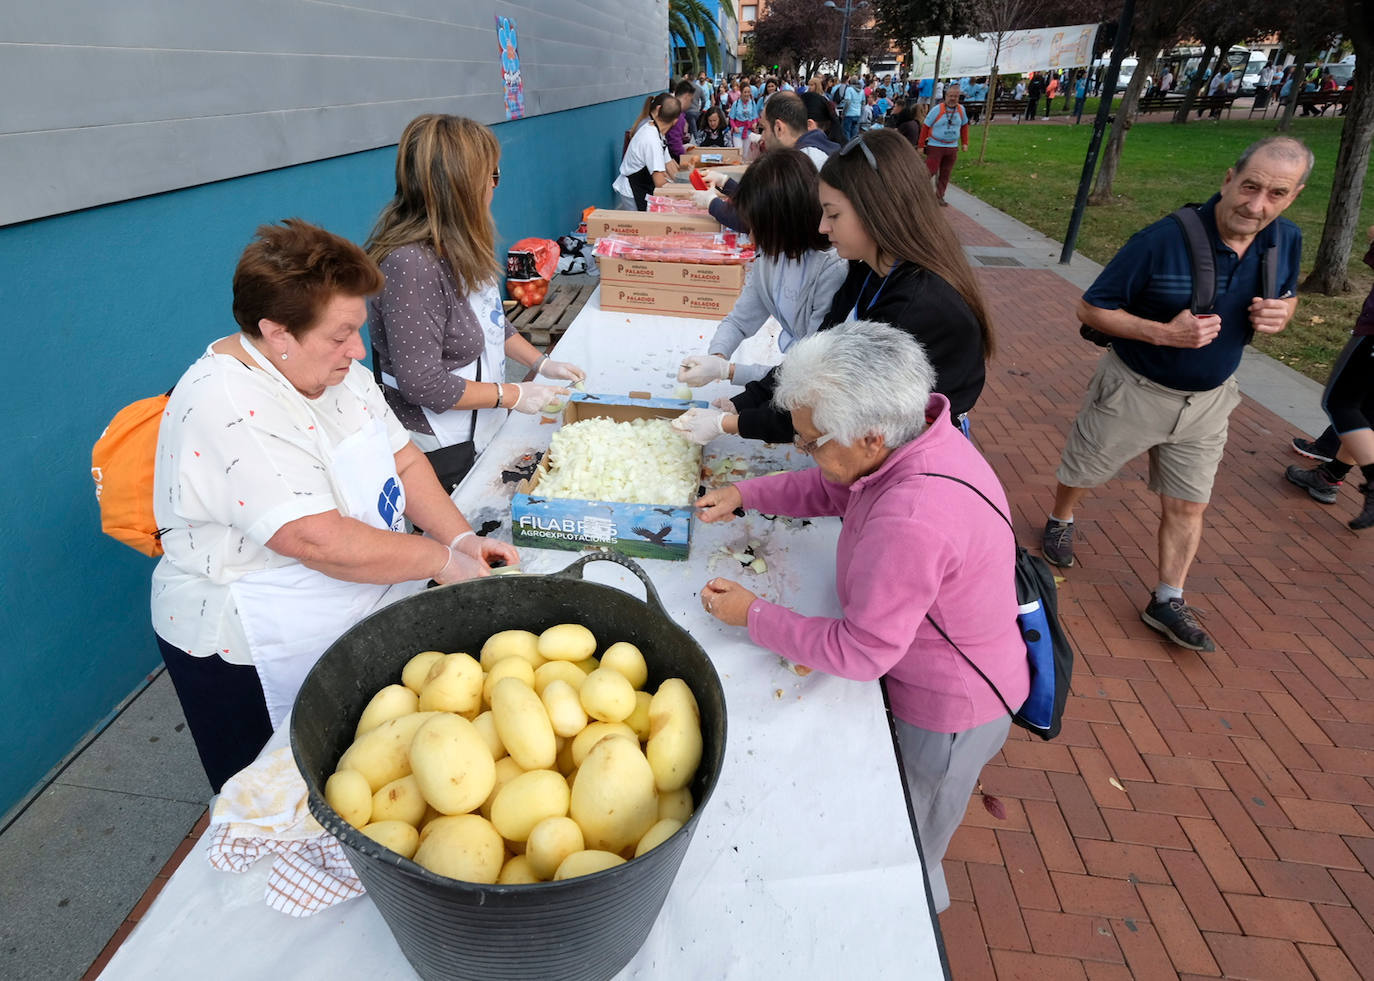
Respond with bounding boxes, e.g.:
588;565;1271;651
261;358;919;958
911;24;1099;77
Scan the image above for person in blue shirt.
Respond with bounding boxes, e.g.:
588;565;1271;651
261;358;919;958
1072;70;1088;124
835;76;865;140
917;84;969;205
1041;137;1310;652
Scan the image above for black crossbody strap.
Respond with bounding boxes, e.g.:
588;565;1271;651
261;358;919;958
1263;245;1280;300
914;472;1016;712
1169;206;1216;314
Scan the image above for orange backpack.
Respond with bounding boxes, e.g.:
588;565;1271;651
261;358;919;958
91;393;171;556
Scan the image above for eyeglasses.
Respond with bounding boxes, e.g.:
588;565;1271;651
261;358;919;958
793;431;835;455
840;135;878;172
491;168;501;188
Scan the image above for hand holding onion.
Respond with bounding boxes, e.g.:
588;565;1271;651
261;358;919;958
510;382;571;415
677;354;731;386
538;359;586;384
700;578;756;626
694;484;742;523
670;407;725;445
453;531;520;570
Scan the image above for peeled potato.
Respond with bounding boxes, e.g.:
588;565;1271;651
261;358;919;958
625;691;653;741
497;854;541;884
533;660;588;695
481;756;527;820
570;736;659;853
480;630;543;671
355;684;419;739
634;818;683;857
554;849;626;880
658;787;694;824
579;668;636;723
491;677;557;771
371;774;428;827
526;816;585;880
325;769;373;829
337;712;441;792
490;769;571;843
571;721;638;768
483;656;536;709
646;678;703;793
600;642;649;690
401;650;446;695
541;680;589;738
361;819;420;859
472;711;507;761
537;623;597;662
413;814;504;883
409;713;497;816
418;652;484;716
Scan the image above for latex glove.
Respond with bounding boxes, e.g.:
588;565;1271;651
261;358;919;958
704;168;731;190
670;407;726;445
451;530;521;570
538;359;586;384
691;189;718;210
509;382;571;415
433;543;490;584
711;395;738;414
678;354;731;385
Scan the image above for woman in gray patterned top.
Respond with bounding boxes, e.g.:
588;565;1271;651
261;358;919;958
366;115;585;490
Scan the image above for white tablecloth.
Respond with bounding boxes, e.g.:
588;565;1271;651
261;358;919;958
100;288;945;980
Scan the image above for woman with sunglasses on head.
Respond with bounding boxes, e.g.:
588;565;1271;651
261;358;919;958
366;115;584;492
614;94;682;211
674;129;992;447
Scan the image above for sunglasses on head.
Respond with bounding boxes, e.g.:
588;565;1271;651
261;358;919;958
840;135;878;172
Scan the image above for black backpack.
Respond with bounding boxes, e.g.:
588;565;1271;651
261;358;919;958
918;473;1075;740
1079;204;1279;347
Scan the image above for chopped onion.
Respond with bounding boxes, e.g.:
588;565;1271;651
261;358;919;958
537;417;701;505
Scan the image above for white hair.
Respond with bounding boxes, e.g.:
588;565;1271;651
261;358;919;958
773;320;936;448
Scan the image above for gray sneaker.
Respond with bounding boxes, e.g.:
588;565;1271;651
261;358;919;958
1042;518;1075;567
1285;464;1340;504
1142;596;1215;652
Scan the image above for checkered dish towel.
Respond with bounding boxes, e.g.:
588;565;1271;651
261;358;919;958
206;746;365;917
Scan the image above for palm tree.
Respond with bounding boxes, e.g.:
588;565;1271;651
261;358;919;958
670;0;736;75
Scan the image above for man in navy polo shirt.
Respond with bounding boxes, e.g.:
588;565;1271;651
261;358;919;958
1041;137;1310;652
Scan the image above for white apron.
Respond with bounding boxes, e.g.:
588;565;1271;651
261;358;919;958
387;287;509;455
232;338;426;727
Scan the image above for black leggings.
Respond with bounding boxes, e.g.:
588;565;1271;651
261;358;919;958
156;634;273;793
1322;334;1374;435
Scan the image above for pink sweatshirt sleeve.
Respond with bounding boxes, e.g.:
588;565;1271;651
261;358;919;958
746;514;952;681
736;468;849;519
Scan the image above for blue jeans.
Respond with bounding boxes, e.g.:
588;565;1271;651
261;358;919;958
842;114;861;140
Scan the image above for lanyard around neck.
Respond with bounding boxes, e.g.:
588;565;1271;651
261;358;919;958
851;264;898;320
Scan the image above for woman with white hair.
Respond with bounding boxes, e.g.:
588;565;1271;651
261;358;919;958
695;321;1028;913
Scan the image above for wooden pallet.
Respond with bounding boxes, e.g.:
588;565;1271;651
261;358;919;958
506;282;595;350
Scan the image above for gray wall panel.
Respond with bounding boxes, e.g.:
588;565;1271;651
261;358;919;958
2;0;669;225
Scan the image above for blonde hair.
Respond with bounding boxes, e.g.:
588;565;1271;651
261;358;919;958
366;114;501;290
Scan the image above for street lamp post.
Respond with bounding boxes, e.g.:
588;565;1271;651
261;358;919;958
823;0;869;73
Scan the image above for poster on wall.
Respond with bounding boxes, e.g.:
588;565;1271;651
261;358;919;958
496;16;525;119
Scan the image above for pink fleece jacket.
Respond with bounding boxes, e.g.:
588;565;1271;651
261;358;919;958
741;394;1030;732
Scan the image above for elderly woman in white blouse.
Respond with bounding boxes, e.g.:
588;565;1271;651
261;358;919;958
151;219;518;791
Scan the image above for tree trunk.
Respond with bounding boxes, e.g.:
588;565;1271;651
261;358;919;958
1089;56;1151;204
1301;39;1374;294
978;50;1002;164
930;34;945;94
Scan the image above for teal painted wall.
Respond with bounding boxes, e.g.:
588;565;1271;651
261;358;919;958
0;94;646;816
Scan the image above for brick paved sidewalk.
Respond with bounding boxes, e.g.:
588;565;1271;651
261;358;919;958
945;206;1374;980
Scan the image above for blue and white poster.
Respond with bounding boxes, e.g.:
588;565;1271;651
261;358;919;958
496;16;525;120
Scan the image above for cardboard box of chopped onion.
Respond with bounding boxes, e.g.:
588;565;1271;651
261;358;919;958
512;394;707;560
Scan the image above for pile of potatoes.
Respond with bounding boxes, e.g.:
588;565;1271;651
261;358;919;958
324;623;703;885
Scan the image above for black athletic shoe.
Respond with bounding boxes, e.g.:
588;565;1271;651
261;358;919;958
1141;596;1215;652
1285;464;1341;504
1352;483;1374;530
1292;436;1334;464
1042;518;1075;567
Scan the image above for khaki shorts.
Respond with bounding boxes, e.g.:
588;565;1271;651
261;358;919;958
1056;348;1242;504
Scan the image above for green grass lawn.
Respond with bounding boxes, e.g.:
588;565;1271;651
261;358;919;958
955;114;1373;382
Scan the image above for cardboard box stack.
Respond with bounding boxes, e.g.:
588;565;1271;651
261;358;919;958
592;224;752;321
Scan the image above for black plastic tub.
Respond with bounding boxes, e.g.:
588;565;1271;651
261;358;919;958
291;552;727;981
